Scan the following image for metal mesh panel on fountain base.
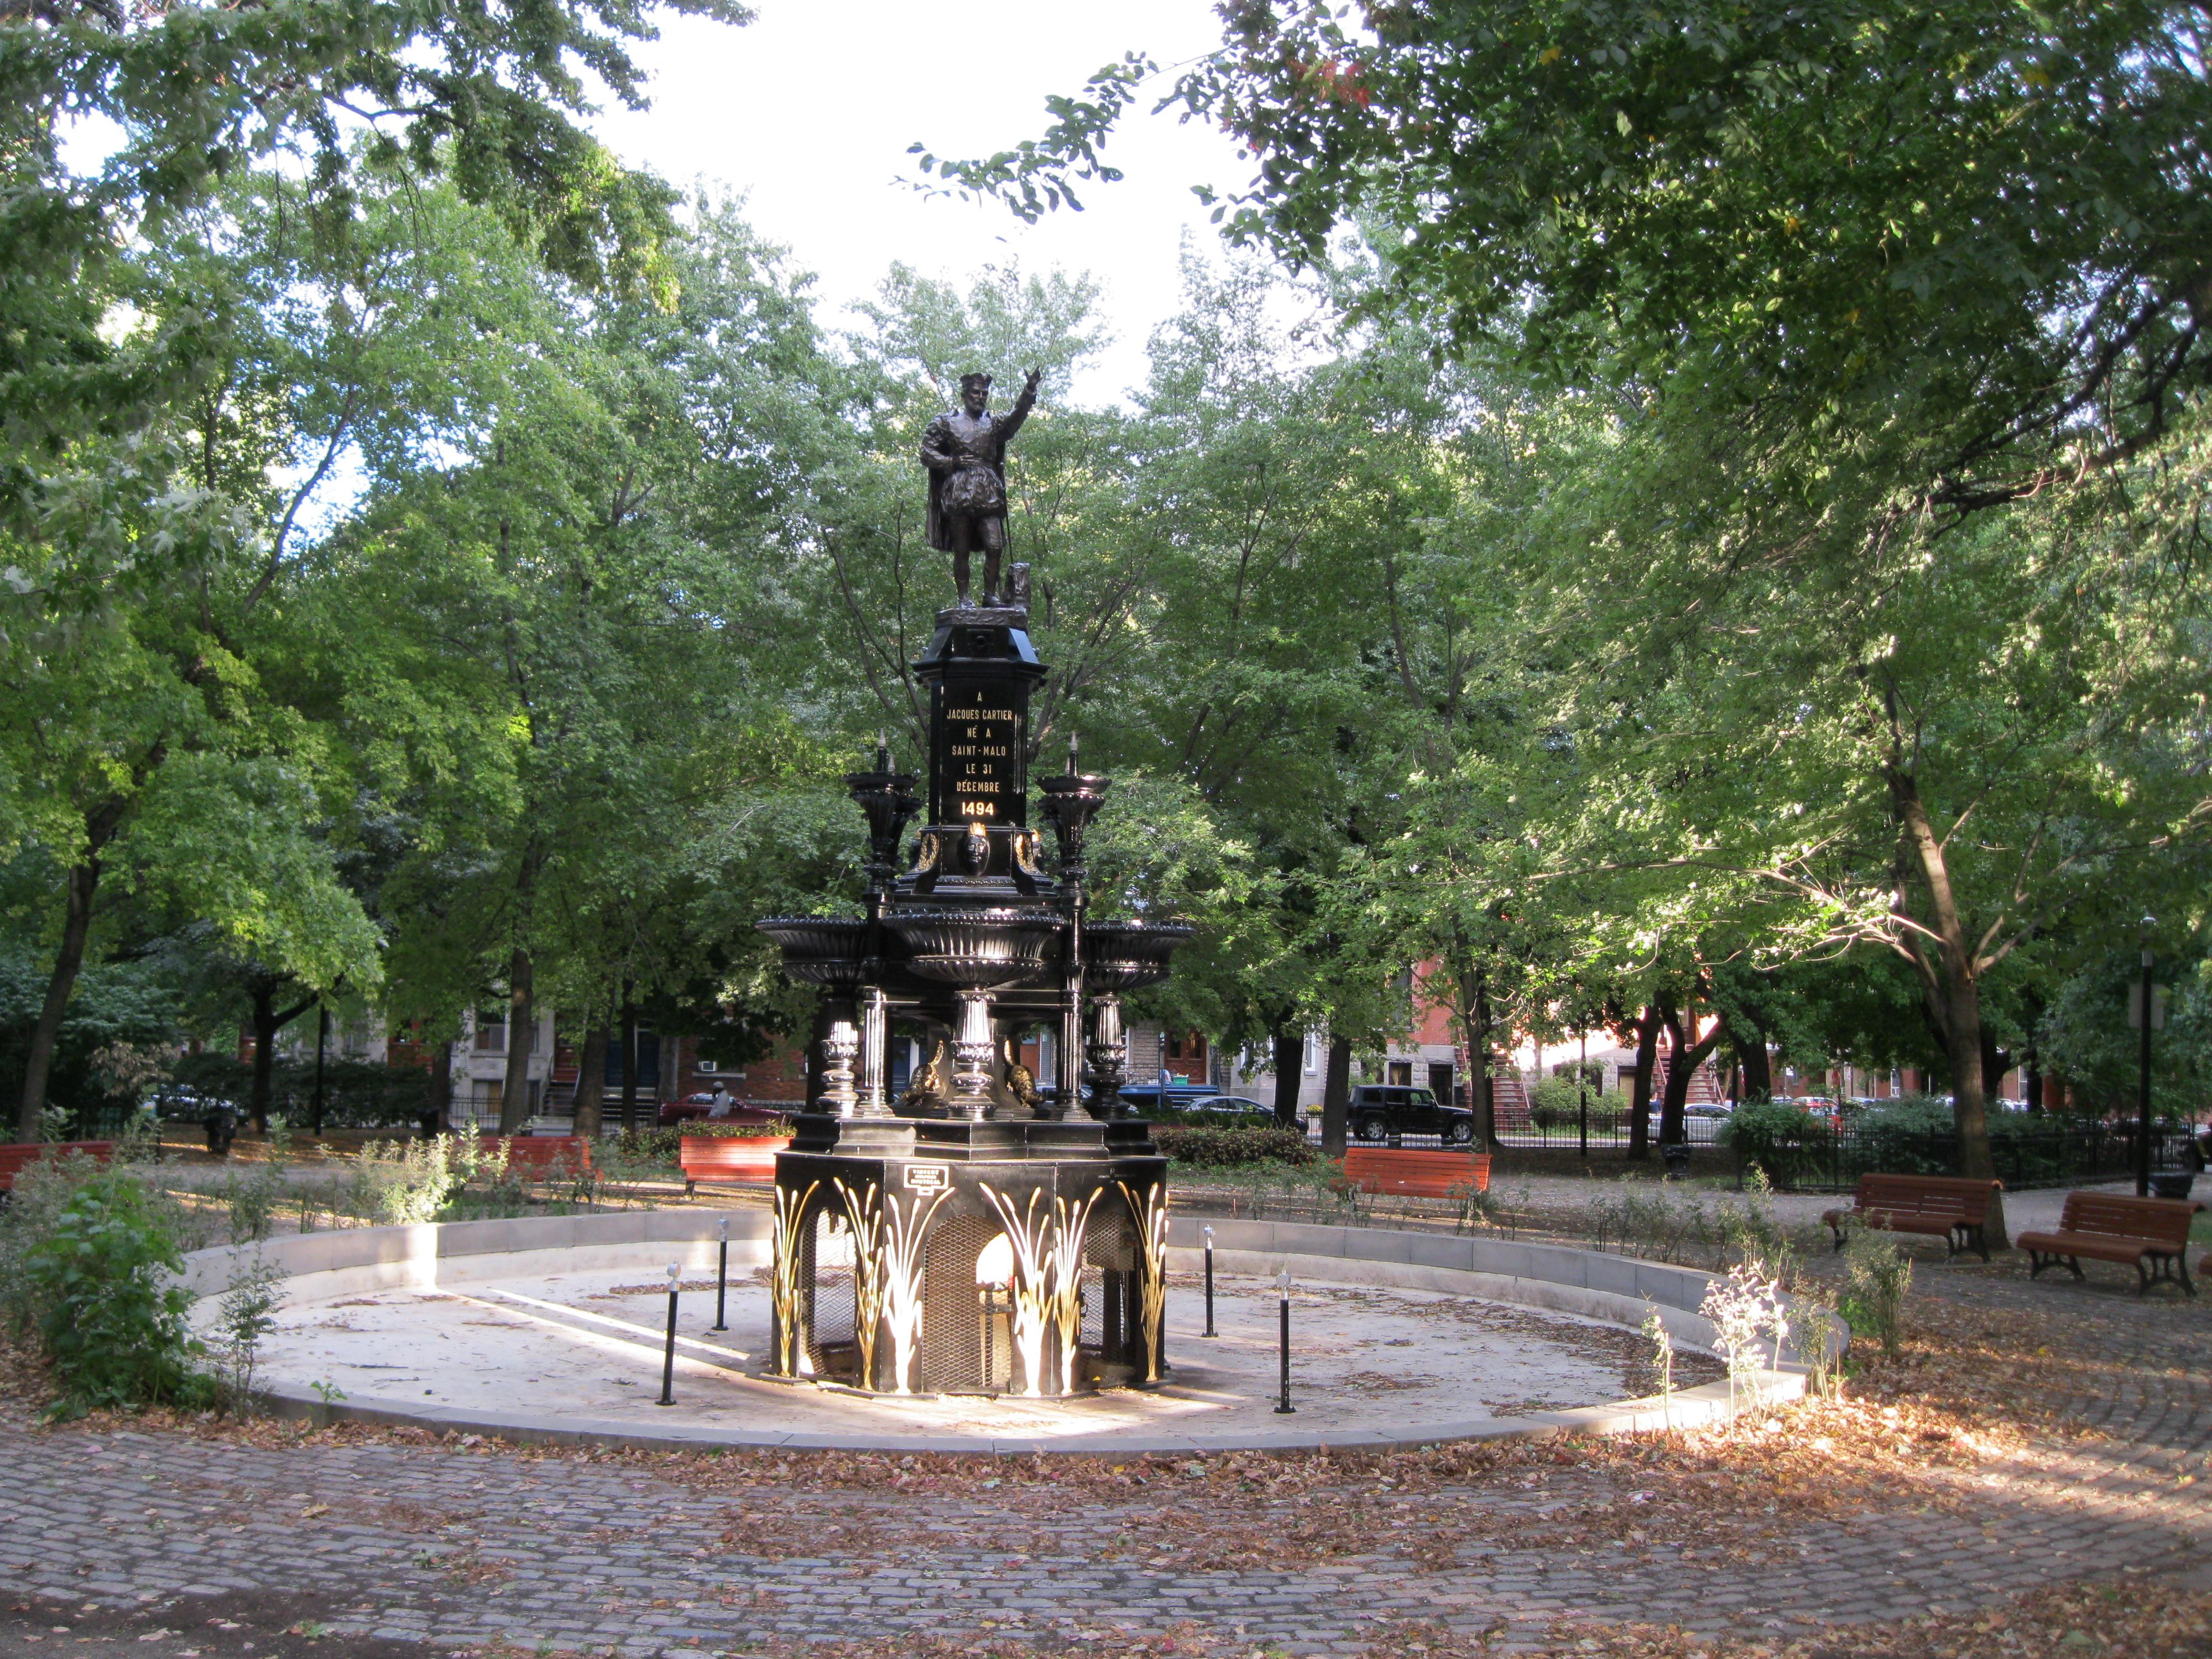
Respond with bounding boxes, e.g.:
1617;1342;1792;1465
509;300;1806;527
804;1204;858;1381
919;1208;1002;1393
1084;1199;1141;1378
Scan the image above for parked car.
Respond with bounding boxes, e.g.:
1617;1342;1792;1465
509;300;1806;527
142;1083;233;1124
1117;1083;1220;1115
1165;1094;1279;1128
142;1084;240;1152
1348;1084;1477;1145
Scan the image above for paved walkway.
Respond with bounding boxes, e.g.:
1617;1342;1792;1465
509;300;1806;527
2;1242;2208;1657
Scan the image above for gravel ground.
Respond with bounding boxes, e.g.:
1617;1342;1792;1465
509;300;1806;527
2;1193;2206;1658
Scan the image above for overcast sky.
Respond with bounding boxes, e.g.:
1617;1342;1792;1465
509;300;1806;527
588;0;1252;406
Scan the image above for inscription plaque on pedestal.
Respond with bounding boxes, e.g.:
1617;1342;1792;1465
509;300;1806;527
938;688;1023;825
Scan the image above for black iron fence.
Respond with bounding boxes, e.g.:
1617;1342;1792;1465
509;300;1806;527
1726;1120;2197;1193
1304;1111;2197;1192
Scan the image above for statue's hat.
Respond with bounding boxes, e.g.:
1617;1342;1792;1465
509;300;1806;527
959;371;993;393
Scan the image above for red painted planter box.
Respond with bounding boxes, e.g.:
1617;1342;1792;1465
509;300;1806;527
1340;1147;1491;1198
680;1135;791;1192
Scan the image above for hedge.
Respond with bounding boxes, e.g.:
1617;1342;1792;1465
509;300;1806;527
1152;1125;1314;1168
169;1054;432;1129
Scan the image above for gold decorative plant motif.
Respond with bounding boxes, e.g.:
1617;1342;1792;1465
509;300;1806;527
834;1178;886;1391
1044;1189;1099;1395
768;1178;821;1378
1011;829;1046;879
978;1183;1055;1398
879;1185;946;1395
1117;1178;1170;1384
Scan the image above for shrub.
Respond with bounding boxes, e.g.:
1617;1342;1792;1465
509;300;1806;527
674;1118;795;1140
171;1053;431;1129
1842;1229;1913;1360
605;1119;792;1168
212;1255;284;1417
348;1136;479;1225
1718;1098;1832;1186
1154;1126;1314;1168
13;1166;204;1416
1528;1074;1623;1131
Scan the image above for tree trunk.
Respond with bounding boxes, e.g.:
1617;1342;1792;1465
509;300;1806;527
498;947;535;1135
2021;992;2045;1113
572;1025;608;1140
1895;827;2008;1242
1981;1026;2008;1109
1890;768;2006;1244
16;853;103;1141
1471;973;1498;1150
1736;1021;1774;1102
248;985;317;1134
618;994;641;1136
1659;1014;1723;1147
1626;1005;1660;1161
1319;1034;1352;1157
427;1032;453;1134
1270;1024;1306;1129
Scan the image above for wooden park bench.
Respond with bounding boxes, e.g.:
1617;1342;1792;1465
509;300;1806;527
479;1135;591;1178
0;1140;115;1195
1822;1173;2003;1261
1340;1146;1491;1199
2017;1191;2203;1296
680;1134;791;1196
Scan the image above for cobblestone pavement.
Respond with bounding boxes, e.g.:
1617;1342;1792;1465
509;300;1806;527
3;1247;2208;1657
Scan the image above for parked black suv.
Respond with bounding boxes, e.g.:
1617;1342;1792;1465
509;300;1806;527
1349;1084;1477;1145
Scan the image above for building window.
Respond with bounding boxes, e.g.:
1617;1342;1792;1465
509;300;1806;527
696;1059;717;1074
1386;1060;1413;1087
473;1010;506;1053
1304;1033;1321;1074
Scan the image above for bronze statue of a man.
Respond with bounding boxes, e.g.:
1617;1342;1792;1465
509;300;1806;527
921;367;1041;607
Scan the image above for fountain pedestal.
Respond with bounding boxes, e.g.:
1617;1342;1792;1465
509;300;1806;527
758;599;1183;1396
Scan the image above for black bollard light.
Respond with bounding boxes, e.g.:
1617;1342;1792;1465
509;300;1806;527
1274;1267;1295;1414
1202;1224;1217;1338
713;1218;730;1332
659;1261;680;1406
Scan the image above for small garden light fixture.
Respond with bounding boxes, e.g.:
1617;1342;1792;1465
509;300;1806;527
1274;1266;1295;1414
713;1218;731;1332
1202;1224;1216;1338
659;1261;680;1406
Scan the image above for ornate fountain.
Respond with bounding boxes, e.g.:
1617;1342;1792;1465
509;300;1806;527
754;371;1188;1397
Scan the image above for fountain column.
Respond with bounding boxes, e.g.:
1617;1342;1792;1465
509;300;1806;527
949;990;997;1118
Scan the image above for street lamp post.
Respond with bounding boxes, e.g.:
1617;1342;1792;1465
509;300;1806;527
312;1001;328;1138
1577;1028;1589;1160
2136;916;2157;1198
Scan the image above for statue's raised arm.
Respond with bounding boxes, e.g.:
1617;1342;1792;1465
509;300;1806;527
921;368;1043;609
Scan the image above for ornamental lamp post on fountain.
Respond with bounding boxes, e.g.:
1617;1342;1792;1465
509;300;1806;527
753;368;1188;1397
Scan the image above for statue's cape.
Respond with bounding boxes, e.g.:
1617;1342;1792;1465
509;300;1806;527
923;411;1011;552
